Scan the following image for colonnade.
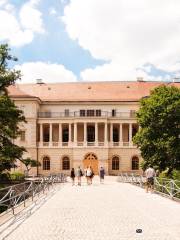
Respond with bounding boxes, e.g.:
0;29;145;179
39;122;137;147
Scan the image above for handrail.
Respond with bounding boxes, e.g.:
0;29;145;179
0;173;67;216
38;111;136;118
117;173;180;201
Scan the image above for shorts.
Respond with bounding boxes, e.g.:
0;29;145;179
147;177;154;186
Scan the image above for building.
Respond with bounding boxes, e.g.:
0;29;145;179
8;80;180;176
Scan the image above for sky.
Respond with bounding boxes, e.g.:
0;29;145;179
0;0;180;83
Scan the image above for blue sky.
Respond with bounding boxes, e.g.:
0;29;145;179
0;0;180;83
10;0;105;78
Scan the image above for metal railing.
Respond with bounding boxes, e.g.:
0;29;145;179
0;174;67;216
117;173;180;201
38;111;136;119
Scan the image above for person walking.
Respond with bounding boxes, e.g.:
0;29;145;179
99;166;105;183
86;166;92;185
145;165;156;193
89;166;94;185
70;168;75;186
84;166;88;185
76;166;83;186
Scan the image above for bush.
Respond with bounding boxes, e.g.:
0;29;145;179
10;172;25;181
172;170;180;181
0;172;10;181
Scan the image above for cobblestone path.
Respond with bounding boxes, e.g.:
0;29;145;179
2;177;180;240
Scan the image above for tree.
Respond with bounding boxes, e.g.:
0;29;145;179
21;158;41;176
133;85;180;175
0;44;26;172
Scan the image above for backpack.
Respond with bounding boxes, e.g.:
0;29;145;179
80;169;83;177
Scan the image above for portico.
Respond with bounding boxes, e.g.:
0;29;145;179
38;121;139;148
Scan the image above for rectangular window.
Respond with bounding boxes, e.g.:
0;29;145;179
80;110;86;116
64;109;69;117
112;109;116;117
130;110;136;117
96;109;101;116
20;131;26;141
87;110;95;116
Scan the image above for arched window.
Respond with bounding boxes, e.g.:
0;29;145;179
62;156;70;170
43;156;50;170
132;156;139;170
112;156;120;170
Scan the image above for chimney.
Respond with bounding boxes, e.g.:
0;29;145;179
36;79;45;84
137;77;144;82
172;77;180;83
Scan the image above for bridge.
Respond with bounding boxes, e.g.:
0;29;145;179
0;176;180;240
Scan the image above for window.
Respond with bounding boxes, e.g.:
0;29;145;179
63;128;69;142
130;110;136;117
43;156;50;170
62;156;70;170
132;156;139;170
113;128;119;142
87;126;95;142
87;110;95;116
20;131;26;141
112;109;116;117
80;110;86;116
96;109;101;116
64;109;69;117
112;156;120;170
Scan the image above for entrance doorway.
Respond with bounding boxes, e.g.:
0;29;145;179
83;153;98;174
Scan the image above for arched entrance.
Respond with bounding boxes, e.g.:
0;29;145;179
83;153;99;174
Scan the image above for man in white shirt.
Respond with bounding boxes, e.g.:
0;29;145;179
145;166;156;193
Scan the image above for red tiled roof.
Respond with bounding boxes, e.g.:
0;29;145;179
8;81;180;102
8;85;36;98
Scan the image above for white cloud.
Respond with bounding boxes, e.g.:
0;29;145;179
20;0;44;34
0;0;44;47
14;62;77;83
49;7;57;15
0;0;8;7
63;0;180;81
0;10;33;46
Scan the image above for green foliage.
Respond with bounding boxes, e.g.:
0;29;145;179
21;158;41;174
0;172;10;181
0;44;26;172
134;85;180;174
10;171;25;181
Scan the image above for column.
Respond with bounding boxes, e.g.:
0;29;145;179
49;123;52;146
119;123;123;145
84;122;87;146
59;123;62;146
95;122;98;146
104;122;108;144
129;123;132;145
69;123;72;145
74;122;77;145
40;124;43;146
110;123;113;143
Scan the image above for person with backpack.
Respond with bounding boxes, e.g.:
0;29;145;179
86;166;92;185
76;166;83;186
89;166;94;185
70;168;75;186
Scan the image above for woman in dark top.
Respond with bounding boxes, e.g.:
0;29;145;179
70;168;75;186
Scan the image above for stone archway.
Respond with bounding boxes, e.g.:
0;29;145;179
83;153;99;174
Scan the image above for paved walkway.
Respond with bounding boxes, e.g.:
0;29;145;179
1;177;180;240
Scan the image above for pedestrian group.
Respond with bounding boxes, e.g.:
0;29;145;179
70;166;105;186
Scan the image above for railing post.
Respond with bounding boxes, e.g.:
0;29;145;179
23;183;26;207
32;181;34;201
170;180;174;198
